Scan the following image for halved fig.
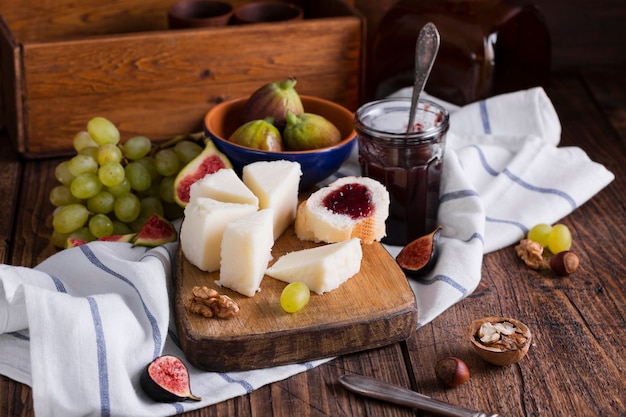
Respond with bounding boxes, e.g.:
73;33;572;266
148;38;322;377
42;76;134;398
97;233;136;243
140;355;201;403
132;214;177;247
396;226;442;277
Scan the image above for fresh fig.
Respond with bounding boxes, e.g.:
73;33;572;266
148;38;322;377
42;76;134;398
229;117;283;151
173;140;232;207
140;355;201;403
242;77;304;129
282;111;342;151
97;233;136;243
396;226;442;277
66;237;87;248
132;214;177;247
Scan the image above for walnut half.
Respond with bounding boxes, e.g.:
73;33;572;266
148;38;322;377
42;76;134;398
187;285;240;319
515;239;549;270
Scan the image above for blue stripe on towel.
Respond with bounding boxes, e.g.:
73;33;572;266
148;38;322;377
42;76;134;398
486;216;528;236
87;296;111;417
479;100;491;134
502;169;577;210
9;331;29;341
469;145;500;176
48;274;67;293
80;245;163;359
417;274;468;296
219;372;255;393
440;189;480;202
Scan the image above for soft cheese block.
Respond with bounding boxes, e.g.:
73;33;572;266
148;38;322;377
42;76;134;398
295;176;389;244
180;197;258;272
265;238;363;294
188;168;259;207
243;160;302;241
216;208;275;297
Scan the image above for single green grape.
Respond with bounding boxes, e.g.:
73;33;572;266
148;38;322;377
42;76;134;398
50;184;81;207
139;196;165;218
68;227;96;243
154;148;180;177
122;136;152;160
106;177;132;197
280;282;311;313
73;130;98;152
52;203;90;234
89;214;115;238
125;161;152;192
98;162;125;187
87;116;120;146
174;140;203;165
70;173;103;200
55;161;76;186
548;223;572;254
114;192;141;223
87;190;115;214
78;146;100;160
136;156;160;181
528;223;552;247
159;176;176;203
68;154;99;177
97;143;123;165
112;220;133;235
51;230;69;249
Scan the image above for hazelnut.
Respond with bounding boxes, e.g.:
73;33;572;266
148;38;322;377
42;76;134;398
549;251;580;276
435;357;470;387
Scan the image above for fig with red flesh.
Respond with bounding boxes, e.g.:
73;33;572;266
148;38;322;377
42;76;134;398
173;140;232;207
140;355;201;403
396;226;442;277
98;233;136;243
132;214;177;247
242;77;304;129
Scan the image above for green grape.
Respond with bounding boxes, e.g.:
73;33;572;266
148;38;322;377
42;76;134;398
87;190;115;214
98;162;125;187
68;227;96;243
138;181;160;198
52;203;90;234
70;173;103;199
51;230;69;249
55;161;76;186
106;177;131;197
125;161;152;192
140;196;165;218
97;143;123;165
280;282;311;313
122;136;152;160
528;223;552;247
89;214;114;238
174;140;203;165
87;116;120;146
136;156;160;181
68;154;99;176
112;221;133;235
78;146;100;160
548;224;572;254
114;192;141;223
154;148;180;177
159;176;176;203
73;130;98;152
50;184;81;207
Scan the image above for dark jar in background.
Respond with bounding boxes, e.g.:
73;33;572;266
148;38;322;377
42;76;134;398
368;0;551;106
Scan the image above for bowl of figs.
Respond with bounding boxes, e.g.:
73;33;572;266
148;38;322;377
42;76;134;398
203;78;357;190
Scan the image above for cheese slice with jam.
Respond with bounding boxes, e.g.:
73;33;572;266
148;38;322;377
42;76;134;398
216;208;274;297
188;168;259;207
243;160;302;241
180;197;257;272
265;238;362;294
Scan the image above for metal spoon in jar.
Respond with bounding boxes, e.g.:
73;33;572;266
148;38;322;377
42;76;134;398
406;22;440;133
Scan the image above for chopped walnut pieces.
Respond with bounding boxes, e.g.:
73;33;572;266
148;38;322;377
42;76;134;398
477;320;528;351
515;239;549;269
187;286;240;319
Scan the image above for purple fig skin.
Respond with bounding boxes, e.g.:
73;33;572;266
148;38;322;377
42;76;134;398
283;111;342;151
140;355;201;403
396;226;442;277
229;117;283;151
242;78;304;129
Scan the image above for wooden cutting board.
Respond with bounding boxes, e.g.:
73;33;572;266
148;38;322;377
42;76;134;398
175;226;418;372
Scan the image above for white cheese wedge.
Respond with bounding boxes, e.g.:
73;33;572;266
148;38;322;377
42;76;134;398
216;208;275;297
180;197;257;272
188;168;259;207
243;160;302;241
265;238;362;294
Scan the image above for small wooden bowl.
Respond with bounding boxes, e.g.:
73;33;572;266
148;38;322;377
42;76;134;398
469;317;532;366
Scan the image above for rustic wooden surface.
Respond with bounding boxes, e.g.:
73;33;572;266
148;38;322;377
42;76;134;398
0;67;624;416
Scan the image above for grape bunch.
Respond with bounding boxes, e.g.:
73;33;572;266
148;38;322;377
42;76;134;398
50;116;204;248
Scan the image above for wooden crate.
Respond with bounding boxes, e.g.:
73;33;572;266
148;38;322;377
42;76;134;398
0;0;364;158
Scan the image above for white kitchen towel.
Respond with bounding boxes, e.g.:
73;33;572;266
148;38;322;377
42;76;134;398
0;87;615;416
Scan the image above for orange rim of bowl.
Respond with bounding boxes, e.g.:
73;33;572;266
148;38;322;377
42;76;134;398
204;95;357;155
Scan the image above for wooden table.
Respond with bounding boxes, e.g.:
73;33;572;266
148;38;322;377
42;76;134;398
1;67;624;416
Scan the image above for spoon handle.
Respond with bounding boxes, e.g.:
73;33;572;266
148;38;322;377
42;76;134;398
338;374;501;417
407;22;440;132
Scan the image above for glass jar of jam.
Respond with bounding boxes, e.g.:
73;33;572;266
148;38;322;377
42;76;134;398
368;0;551;105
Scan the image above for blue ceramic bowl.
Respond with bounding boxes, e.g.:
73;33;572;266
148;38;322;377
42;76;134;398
203;95;357;190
